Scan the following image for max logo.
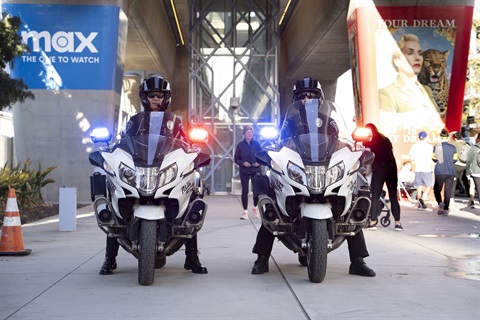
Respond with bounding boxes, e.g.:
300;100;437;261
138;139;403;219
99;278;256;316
21;31;98;53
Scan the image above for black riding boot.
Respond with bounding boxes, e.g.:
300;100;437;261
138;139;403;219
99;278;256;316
99;237;119;275
251;255;269;274
184;236;208;274
184;250;208;274
99;257;117;275
349;257;376;277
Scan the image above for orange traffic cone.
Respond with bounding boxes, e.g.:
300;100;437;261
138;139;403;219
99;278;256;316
0;187;31;256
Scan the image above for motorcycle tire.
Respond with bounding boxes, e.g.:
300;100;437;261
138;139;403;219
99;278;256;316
380;216;391;227
306;219;328;283
298;253;307;267
138;220;157;286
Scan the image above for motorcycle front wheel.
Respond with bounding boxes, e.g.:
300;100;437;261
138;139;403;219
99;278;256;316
306;219;328;283
138;220;157;286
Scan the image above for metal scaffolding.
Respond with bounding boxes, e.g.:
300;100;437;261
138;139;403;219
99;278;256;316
189;0;280;193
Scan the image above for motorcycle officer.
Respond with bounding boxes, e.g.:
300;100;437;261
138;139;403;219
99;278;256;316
250;77;376;277
99;75;208;275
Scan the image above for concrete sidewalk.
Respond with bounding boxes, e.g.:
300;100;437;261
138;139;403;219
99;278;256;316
1;195;479;320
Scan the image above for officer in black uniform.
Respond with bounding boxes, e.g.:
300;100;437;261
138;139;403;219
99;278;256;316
99;76;207;275
250;77;375;277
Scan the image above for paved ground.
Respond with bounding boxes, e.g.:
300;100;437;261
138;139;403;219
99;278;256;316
0;195;479;320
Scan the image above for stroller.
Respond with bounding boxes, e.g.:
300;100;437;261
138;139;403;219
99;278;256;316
397;161;417;203
358;169;392;227
376;190;392;227
398;180;417;203
375;180;417;227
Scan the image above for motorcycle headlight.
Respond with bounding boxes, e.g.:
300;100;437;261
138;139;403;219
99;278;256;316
287;161;306;185
119;162;135;186
305;165;326;191
325;161;345;186
137;167;161;193
158;163;178;188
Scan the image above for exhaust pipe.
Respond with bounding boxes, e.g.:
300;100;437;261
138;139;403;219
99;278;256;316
257;196;281;223
93;196;115;225
173;198;208;238
185;198;207;226
257;195;294;236
349;196;371;224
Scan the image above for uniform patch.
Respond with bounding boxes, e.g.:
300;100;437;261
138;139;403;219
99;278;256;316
125;120;133;133
167;120;174;131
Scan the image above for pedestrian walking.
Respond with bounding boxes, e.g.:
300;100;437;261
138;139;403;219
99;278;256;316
234;125;262;219
465;132;480;209
447;131;470;197
432;129;458;215
409;131;434;209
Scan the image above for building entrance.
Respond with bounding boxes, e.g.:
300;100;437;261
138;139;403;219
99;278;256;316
189;0;280;193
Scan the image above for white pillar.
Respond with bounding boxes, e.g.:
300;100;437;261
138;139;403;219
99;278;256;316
59;187;77;231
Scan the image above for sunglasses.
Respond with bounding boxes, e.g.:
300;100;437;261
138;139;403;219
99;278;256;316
298;92;317;100
147;92;165;99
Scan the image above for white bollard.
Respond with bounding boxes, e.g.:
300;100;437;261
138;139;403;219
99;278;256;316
59;187;77;231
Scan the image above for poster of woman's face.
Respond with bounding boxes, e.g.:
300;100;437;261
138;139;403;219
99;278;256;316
375;24;455;156
347;5;473;163
377;26;454;111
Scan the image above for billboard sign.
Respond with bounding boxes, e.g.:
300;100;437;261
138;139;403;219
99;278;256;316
1;4;121;91
347;5;474;160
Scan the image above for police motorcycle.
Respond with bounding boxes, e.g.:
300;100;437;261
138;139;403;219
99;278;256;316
253;98;374;283
89;111;210;286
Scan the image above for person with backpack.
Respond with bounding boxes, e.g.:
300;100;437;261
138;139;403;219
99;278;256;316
465;132;480;209
447;131;470;198
432;129;458;216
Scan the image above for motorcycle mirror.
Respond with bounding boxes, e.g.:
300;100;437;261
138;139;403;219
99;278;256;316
359;150;375;167
351;127;372;143
193;152;211;169
90;127;112;144
255;150;271;168
189;127;209;144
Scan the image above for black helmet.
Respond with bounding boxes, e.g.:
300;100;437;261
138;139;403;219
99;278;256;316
292;77;324;102
139;76;172;111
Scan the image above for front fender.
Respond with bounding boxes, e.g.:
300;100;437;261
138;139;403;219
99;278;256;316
302;203;332;219
134;205;165;220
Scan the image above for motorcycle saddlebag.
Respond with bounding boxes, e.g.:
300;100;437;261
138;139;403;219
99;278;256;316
252;172;272;197
90;172;107;202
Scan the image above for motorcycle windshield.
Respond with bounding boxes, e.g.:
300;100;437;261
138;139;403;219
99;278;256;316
279;99;352;162
118;111;185;166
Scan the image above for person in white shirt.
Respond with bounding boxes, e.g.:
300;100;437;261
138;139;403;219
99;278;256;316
398;160;415;186
409;131;434;209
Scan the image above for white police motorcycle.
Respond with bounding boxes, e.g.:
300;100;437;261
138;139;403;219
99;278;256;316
254;99;374;283
89;111;210;285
